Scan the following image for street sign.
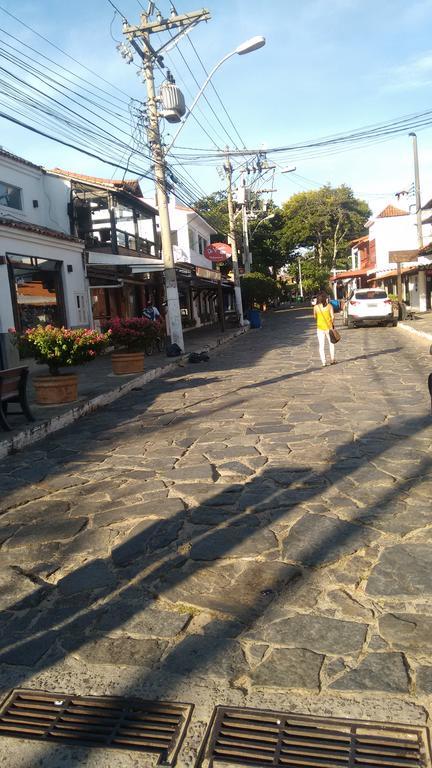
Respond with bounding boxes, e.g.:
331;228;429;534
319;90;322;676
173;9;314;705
388;250;418;263
204;242;231;263
196;266;221;281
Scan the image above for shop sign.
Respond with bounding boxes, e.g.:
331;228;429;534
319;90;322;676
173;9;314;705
196;266;221;281
204;242;231;263
389;250;418;263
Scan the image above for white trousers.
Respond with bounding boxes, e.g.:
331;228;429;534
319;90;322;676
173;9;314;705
317;329;335;365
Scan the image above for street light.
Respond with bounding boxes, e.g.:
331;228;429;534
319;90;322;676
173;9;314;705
166;36;266;154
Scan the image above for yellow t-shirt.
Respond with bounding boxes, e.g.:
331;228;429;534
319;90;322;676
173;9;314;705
315;304;333;331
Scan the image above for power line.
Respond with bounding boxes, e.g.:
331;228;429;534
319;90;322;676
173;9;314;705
169;1;247;149
0;110;155;180
0;4;133;102
0;25;133;113
0;43;136;134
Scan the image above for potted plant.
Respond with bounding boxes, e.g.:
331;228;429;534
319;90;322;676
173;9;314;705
103;317;159;375
12;325;110;404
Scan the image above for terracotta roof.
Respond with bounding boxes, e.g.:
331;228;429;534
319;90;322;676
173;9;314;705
376;205;409;218
0;148;43;171
419;242;432;255
49;168;142;197
368;266;418;281
350;235;369;246
330;268;369;281
0;217;81;243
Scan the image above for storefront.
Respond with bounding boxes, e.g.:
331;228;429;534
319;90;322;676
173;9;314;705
87;252;165;327
0;219;88;369
7;254;66;332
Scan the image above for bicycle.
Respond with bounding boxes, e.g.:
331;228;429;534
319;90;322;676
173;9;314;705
144;328;166;356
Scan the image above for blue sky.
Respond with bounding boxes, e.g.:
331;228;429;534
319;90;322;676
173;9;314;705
2;0;432;214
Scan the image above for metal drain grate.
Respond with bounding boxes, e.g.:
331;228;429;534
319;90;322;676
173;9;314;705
197;707;431;768
0;689;193;763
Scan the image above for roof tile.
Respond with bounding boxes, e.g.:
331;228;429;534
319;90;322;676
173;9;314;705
0;217;81;242
376;204;409;218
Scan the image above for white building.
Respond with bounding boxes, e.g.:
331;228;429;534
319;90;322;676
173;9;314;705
332;204;432;310
0;151;89;370
140;195;234;328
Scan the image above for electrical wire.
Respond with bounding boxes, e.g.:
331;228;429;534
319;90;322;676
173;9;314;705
0;110;155;180
0;43;137;134
0;4;133;102
0;25;134;114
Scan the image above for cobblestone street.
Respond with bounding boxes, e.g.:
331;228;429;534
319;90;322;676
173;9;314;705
1;307;432;766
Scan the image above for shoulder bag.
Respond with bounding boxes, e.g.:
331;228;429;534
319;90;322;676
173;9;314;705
317;305;341;344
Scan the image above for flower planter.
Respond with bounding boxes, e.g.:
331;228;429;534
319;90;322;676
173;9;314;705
33;374;78;405
111;351;144;375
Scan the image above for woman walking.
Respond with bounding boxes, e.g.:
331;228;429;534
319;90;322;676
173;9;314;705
313;291;336;367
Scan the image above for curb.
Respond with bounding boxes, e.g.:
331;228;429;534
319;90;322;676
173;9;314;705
398;322;432;344
0;326;248;459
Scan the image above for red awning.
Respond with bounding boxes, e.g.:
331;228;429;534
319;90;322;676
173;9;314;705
330;268;369;281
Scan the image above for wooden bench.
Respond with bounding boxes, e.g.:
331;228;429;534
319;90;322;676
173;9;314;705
0;366;35;431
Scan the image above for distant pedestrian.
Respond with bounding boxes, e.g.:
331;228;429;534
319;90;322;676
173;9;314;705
142;300;161;322
313;291;335;367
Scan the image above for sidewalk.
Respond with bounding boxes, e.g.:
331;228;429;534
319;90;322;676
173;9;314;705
0;322;248;458
399;311;432;344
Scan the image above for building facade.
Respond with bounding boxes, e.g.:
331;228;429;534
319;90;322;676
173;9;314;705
0;151;88;369
331;203;432;310
141;196;235;329
48;169;163;328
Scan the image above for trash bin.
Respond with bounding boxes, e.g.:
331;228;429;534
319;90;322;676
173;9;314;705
247;309;261;329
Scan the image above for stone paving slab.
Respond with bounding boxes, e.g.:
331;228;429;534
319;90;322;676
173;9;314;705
1;309;432;765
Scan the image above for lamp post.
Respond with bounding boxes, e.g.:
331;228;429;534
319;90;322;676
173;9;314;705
409;132;423;249
165;36;266;154
165;35;265;325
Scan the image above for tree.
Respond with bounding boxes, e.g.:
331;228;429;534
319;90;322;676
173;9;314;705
249;208;288;276
240;272;278;308
280;185;371;269
288;257;332;295
193;192;230;239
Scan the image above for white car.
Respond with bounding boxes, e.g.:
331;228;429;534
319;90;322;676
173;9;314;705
343;288;397;328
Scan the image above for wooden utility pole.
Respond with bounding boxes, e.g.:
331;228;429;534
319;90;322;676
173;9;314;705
224;152;244;323
123;8;210;350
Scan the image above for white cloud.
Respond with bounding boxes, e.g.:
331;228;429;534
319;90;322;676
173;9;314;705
382;50;432;92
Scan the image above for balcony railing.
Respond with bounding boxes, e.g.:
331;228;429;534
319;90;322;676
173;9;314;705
84;227;155;257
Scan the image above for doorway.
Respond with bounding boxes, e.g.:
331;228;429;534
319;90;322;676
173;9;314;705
7;254;65;332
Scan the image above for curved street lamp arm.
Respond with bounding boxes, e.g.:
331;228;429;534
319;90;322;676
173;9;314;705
164;50;235;156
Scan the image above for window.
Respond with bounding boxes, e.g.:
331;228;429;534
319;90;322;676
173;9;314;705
354;290;387;300
198;235;207;255
0;181;22;210
188;228;197;250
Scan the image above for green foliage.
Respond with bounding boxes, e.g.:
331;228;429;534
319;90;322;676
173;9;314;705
249;208;287;276
193;192;230;237
241;272;278;308
288;257;332;295
280;185;371;270
12;325;110;376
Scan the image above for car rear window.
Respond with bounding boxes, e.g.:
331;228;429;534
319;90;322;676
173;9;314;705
354;291;387;300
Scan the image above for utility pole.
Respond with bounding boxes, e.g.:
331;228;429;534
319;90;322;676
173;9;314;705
298;257;304;299
242;203;252;273
224;152;245;323
239;174;252;274
123;8;210;351
409;132;423;249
